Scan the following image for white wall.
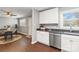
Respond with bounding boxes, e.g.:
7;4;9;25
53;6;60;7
59;7;78;12
17;17;28;35
0;17;17;29
42;24;58;29
32;8;39;44
28;17;32;35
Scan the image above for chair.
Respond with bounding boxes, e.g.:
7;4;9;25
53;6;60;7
0;30;5;36
4;31;13;40
0;30;3;36
11;27;18;35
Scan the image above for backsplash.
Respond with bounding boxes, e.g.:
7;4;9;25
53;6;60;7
40;24;59;29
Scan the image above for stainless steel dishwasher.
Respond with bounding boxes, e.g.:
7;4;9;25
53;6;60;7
49;33;54;47
49;32;61;49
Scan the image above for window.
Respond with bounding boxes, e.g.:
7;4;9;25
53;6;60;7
63;12;79;27
20;19;26;26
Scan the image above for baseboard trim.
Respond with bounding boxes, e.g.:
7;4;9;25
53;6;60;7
50;46;61;51
31;41;37;44
38;41;49;46
18;32;27;36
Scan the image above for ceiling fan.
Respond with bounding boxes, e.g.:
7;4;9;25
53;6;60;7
0;9;17;16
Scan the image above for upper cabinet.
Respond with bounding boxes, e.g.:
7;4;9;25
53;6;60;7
39;8;59;24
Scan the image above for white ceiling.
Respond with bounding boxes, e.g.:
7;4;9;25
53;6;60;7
0;7;55;18
35;7;55;11
35;7;50;10
0;7;32;18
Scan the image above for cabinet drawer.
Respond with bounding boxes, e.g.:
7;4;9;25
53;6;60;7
61;34;72;40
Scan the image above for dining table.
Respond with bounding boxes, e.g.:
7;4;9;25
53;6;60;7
0;29;13;40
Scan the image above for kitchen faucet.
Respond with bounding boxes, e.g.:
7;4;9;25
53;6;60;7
69;23;73;32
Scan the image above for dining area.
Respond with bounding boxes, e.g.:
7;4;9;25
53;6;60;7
0;24;21;44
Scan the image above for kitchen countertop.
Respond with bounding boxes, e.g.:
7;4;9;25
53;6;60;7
37;28;79;36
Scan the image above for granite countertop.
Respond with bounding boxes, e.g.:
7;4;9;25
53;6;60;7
37;28;79;36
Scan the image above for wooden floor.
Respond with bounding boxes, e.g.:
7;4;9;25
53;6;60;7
26;42;61;52
0;35;61;52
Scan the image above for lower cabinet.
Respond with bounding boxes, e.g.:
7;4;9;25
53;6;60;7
72;39;79;52
37;31;49;45
37;31;61;48
61;34;79;52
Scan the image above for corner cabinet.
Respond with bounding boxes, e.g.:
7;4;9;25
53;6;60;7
37;31;49;46
61;34;79;52
39;8;59;24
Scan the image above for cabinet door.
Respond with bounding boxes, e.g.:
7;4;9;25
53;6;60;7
71;36;79;52
39;8;58;24
37;31;49;45
61;35;72;51
72;41;79;52
39;11;46;24
37;31;42;42
61;35;79;52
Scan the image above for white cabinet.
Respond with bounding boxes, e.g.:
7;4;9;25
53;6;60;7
71;37;79;52
61;35;72;51
61;34;79;52
37;31;49;45
39;8;59;24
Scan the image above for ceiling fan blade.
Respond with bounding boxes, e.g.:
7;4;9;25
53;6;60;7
0;9;17;16
10;14;17;16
